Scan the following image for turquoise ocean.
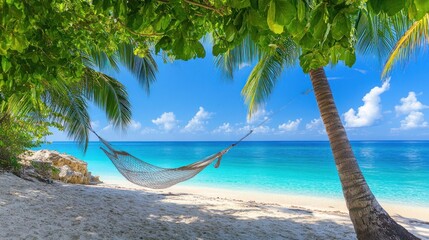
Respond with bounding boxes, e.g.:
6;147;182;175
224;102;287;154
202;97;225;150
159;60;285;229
35;141;429;206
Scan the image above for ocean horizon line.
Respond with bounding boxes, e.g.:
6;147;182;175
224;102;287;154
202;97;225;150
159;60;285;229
46;140;429;143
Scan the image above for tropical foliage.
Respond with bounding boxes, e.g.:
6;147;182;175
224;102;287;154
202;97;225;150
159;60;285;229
382;13;429;77
1;1;160;149
0;114;52;172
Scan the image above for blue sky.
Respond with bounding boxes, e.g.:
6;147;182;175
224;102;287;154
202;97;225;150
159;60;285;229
49;48;429;141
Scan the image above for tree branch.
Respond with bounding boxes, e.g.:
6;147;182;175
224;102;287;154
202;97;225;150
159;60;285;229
117;20;164;37
183;0;225;15
157;0;225;16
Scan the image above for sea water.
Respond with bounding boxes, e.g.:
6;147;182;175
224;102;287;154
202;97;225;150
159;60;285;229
34;141;429;206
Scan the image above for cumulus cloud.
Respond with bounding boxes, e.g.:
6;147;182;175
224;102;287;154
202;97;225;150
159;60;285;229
239;125;272;134
395;92;428;130
152;112;178;131
344;79;390;127
182;107;212;133
247;108;270;124
129;119;142;130
278;119;302;132
305;118;326;134
399;112;428;130
395;92;428;115
213;123;233;134
306;118;322;130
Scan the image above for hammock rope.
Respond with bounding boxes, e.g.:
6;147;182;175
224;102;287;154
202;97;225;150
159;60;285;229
90;89;312;189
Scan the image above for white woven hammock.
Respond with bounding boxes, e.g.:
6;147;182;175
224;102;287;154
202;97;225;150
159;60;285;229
93;130;252;189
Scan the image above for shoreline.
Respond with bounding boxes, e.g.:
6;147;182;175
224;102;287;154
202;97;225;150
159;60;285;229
104;178;429;223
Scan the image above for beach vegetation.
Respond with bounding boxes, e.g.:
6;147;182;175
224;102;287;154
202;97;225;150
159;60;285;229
0;114;51;173
0;2;157;149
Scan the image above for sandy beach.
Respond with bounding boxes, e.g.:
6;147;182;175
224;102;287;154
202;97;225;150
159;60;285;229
1;172;428;240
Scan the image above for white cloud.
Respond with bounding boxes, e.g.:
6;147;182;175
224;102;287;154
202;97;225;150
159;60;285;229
253;125;272;133
129;120;142;130
278;119;302;132
239;62;251;70
394;92;428;130
344;79;390;127
327;77;343;81
247;108;270;124
213;123;233;134
306;118;322;130
101;120;141;132
305;118;326;134
102;124;112;131
395;92;428;115
238;108;273;135
182;107;212;133
354;68;368;74
239;125;272;134
152;112;178;131
90;121;100;130
399;112;428;130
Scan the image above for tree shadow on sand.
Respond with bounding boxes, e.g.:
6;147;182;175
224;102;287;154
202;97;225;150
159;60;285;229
0;175;427;240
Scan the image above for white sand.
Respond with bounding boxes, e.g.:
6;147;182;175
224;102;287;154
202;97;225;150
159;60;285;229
1;173;428;240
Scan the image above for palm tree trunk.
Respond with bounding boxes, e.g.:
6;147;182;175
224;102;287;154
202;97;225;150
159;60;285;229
309;67;418;240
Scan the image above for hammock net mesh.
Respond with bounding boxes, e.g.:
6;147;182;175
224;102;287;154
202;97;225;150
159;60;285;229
98;136;228;189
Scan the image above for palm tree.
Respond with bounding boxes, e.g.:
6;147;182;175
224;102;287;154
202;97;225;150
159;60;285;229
216;12;419;240
2;43;158;151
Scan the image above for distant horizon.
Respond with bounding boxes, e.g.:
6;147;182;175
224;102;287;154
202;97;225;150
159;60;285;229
45;139;429;143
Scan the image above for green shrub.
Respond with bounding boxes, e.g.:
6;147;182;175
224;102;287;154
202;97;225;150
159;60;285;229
0;114;52;172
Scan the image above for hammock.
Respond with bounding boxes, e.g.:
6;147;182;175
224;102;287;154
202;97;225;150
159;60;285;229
91;129;253;189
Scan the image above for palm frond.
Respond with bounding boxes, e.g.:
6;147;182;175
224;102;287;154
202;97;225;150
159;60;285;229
117;43;158;93
81;68;131;129
382;14;429;77
43;82;91;151
242;41;299;116
214;36;261;79
83;50;120;72
356;10;409;61
6;93;37;117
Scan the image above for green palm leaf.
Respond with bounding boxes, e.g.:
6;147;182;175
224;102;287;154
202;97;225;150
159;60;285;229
83;50;120;73
356;10;409;62
215;36;299;116
117;43;158;93
81;68;131;129
382;14;429;77
43;82;91;150
214;36;260;79
242;40;299;116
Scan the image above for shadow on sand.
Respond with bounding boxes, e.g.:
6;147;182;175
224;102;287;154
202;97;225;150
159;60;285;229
0;174;427;240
